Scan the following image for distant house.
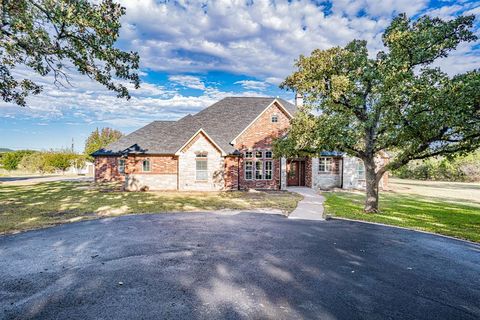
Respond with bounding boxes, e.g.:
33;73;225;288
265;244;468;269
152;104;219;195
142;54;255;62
92;97;388;191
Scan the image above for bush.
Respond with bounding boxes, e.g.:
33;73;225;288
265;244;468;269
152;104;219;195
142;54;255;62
0;150;35;171
18;151;86;174
19;153;53;174
393;151;480;182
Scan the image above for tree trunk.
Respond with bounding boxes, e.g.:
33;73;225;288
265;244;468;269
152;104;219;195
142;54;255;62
364;157;379;213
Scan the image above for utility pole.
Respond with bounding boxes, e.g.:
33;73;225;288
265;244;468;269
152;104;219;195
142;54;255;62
71;138;74;153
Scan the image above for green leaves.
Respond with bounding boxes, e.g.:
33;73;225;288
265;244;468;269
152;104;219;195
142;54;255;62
278;13;479;211
84;127;123;160
0;0;140;106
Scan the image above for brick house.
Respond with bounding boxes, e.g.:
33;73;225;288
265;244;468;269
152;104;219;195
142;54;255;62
93;97;388;191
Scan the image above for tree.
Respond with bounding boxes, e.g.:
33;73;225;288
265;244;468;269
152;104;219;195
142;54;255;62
43;150;75;174
0;150;35;171
84;127;123;160
277;14;480;212
0;0;140;106
19;152;52;173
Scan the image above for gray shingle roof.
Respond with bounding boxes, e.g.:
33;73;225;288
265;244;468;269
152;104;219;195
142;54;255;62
92;97;296;156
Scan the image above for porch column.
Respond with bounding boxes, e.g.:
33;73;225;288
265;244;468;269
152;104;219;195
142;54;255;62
311;157;319;189
280;157;287;190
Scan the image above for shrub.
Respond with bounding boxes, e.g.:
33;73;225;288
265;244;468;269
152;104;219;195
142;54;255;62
0;150;35;171
393;151;480;182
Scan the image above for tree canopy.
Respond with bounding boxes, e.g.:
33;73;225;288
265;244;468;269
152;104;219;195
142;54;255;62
0;0;139;106
276;14;480;212
84;127;123;160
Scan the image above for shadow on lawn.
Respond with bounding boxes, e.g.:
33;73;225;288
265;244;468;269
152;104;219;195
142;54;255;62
0;181;299;233
392;179;480;191
328;191;480;242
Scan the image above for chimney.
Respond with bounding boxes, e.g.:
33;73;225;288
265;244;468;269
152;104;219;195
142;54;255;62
295;92;303;108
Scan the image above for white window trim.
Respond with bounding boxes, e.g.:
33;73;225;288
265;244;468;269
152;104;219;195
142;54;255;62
271;114;278;123
244;150;275;180
357;160;365;179
264;160;274;180
195;155;208;181
319;157;333;173
255;160;263;179
245;160;254;180
118;159;126;174
142;159;151;172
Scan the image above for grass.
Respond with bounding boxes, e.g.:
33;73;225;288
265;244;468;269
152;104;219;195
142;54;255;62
0;181;302;234
324;189;480;243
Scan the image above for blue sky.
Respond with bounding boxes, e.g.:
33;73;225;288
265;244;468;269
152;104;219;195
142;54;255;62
1;0;479;152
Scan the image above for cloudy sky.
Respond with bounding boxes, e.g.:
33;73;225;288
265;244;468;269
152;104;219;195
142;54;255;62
1;0;479;152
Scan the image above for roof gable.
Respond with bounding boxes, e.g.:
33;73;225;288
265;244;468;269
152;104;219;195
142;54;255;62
93;97;297;156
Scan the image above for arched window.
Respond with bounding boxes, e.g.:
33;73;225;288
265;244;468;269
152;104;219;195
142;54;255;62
142;159;151;172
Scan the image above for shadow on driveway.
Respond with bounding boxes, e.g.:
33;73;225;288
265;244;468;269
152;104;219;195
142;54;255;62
1;213;479;319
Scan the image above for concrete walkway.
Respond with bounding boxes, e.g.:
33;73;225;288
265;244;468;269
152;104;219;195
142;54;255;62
287;187;325;220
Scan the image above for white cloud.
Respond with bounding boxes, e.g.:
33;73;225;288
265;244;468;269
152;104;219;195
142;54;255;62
116;0;478;79
168;75;206;90
1;0;478;130
234;80;268;91
0;67;269;128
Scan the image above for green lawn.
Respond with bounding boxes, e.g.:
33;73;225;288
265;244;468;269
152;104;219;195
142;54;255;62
324;190;480;243
0;181;302;234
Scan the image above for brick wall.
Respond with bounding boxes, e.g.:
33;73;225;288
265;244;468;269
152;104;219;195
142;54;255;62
224;156;240;190
232;102;291;190
124;155;177;175
94;156;124;182
305;158;312;188
94;155;178;185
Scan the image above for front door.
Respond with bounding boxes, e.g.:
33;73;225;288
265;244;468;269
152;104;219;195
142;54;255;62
287;160;306;186
287;161;299;186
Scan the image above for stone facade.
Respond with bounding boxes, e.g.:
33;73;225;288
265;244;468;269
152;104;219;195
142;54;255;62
311;157;343;189
94;98;390;192
178;132;224;191
125;174;177;191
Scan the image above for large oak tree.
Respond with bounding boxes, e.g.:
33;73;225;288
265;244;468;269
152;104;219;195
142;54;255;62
276;14;480;212
0;0;139;106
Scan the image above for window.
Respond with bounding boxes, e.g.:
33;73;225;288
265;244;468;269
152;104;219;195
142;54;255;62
142;159;151;172
244;150;274;180
357;160;365;178
319;157;333;173
196;154;208;181
265;161;273;179
245;160;253;180
271;114;278;123
255;161;263;179
118;159;126;173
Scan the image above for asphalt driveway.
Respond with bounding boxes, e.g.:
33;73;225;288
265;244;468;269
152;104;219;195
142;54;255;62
1;213;479;320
